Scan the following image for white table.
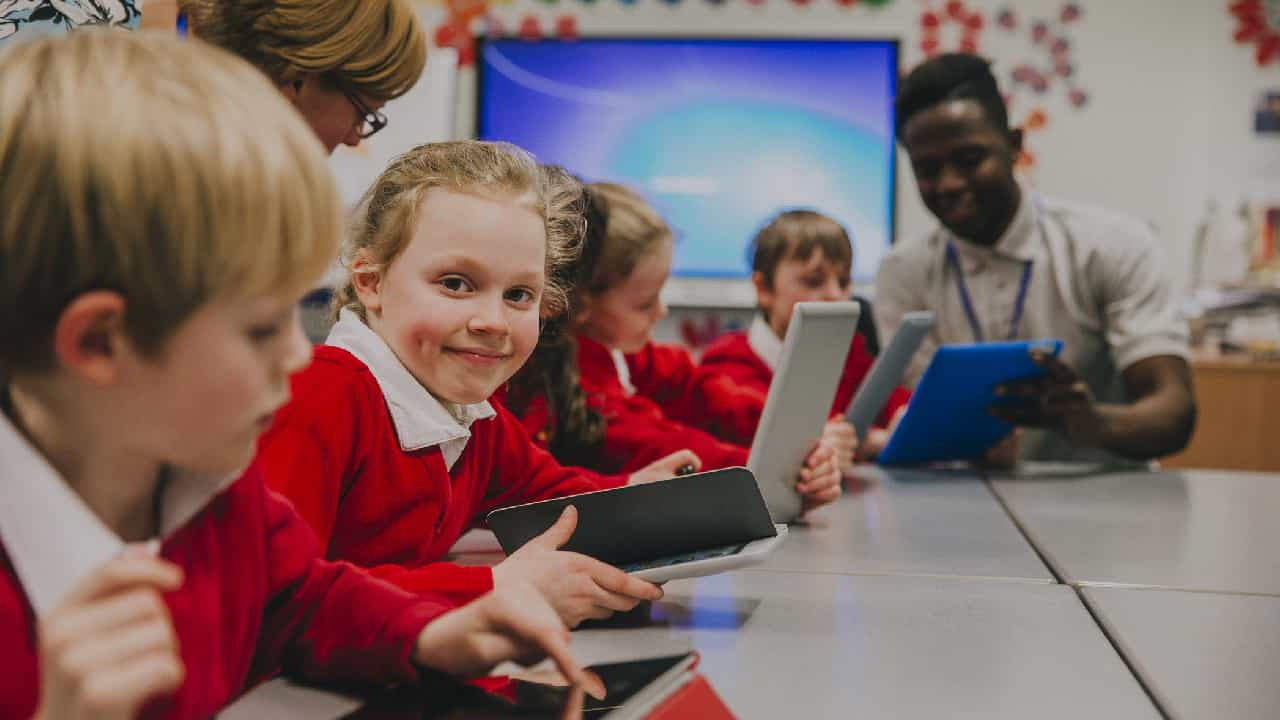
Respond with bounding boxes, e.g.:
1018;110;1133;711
563;571;1157;719
989;464;1280;595
225;571;1158;719
757;466;1053;583
1083;586;1280;720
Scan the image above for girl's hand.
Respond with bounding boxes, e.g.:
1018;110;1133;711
627;450;702;485
492;507;662;627
797;444;842;513
34;554;185;720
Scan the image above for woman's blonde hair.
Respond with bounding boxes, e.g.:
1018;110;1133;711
179;0;426;101
334;141;581;322
0;29;341;376
580;182;673;297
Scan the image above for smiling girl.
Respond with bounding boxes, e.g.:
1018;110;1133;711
257;142;690;628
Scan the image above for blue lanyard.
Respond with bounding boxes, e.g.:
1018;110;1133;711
945;242;1033;342
176;10;188;36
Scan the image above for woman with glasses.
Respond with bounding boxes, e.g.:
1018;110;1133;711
179;0;423;154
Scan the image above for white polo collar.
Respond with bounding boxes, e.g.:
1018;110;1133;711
0;411;238;616
325;309;495;468
610;349;637;396
747;313;784;371
946;185;1040;270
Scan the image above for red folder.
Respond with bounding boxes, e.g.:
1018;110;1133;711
641;673;735;719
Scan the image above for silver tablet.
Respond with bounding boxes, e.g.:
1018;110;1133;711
845;311;934;439
747;301;860;522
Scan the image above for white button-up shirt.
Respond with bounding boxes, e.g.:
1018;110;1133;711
326;309;495;470
0;411;238;616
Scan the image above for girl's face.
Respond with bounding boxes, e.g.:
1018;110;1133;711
357;188;546;405
578;237;672;354
754;251;851;338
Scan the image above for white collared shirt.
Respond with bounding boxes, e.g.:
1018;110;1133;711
0;411;238;616
326;309;496;470
874;185;1189;464
746;314;783;371
610;349;637;396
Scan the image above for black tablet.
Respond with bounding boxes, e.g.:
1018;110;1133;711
485;467;783;583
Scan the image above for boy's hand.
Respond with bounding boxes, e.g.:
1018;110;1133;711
797;444;842;513
857;407;906;461
820;417;858;472
414;581;606;701
491;507;663;627
627;449;702;485
34;554;185;720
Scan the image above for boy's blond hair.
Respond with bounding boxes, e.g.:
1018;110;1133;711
580;182;673;297
335;141;581;321
180;0;426;102
0;30;341;377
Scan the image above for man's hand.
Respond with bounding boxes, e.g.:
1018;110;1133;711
989;350;1105;448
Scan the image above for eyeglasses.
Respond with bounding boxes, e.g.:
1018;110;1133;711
341;88;388;140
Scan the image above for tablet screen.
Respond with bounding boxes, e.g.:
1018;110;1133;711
342;653;696;719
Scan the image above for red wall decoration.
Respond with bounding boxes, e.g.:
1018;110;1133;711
430;0;898;66
1230;0;1280;66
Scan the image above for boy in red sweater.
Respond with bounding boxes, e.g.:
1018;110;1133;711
257;144;695;630
0;32;593;720
701;210;911;461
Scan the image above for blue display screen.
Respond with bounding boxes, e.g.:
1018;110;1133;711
477;37;897;281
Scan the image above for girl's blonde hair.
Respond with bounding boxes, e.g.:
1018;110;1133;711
334;141;581;321
0;30;341;376
179;0;426;101
579;183;673;298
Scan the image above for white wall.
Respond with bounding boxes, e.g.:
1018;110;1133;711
424;0;1280;294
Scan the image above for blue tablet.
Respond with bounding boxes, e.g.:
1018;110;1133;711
877;339;1064;466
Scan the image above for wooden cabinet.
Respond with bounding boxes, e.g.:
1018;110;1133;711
1163;356;1280;472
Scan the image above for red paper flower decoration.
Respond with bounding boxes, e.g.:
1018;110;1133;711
554;14;578;40
918;2;985;58
433;18;475;67
1230;0;1280;66
518;14;542;41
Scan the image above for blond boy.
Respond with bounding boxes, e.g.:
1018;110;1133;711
0;30;592;720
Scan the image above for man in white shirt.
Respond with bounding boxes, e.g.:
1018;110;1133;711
875;53;1196;465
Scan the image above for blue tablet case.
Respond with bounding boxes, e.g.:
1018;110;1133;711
877;339;1064;466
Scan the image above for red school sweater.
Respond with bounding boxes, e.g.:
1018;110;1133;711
549;335;765;475
257;346;623;606
0;464;451;720
699;329;912;428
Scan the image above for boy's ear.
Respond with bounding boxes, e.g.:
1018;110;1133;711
52;291;130;385
751;271;775;311
350;253;384;316
572;293;593;326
